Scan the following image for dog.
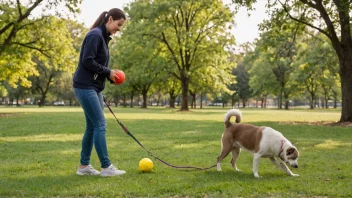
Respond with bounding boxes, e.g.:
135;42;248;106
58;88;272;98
216;109;299;178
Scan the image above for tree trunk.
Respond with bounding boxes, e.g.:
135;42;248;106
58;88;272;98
180;76;189;111
325;97;328;109
141;91;147;108
339;58;352;121
278;91;283;109
169;96;176;108
168;89;177;108
189;92;196;109
283;92;290;110
309;94;314;109
324;93;328;109
39;93;46;107
285;100;289;110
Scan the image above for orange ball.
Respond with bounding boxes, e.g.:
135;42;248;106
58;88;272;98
113;70;125;85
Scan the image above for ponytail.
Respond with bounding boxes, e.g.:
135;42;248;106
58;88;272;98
90;8;126;30
90;11;108;30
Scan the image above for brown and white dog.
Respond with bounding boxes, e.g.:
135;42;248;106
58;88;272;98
217;109;300;178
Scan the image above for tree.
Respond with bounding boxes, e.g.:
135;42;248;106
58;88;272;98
261;11;304;109
248;29;298;109
126;0;235;111
293;33;340;109
111;24;165;108
248;52;276;108
0;0;81;86
233;52;251;108
28;17;78;107
234;0;352;121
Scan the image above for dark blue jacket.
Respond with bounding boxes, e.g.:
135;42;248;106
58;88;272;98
73;25;113;92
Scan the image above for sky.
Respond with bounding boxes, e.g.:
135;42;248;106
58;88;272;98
77;0;269;45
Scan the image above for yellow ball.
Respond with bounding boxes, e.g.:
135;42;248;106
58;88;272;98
139;158;153;172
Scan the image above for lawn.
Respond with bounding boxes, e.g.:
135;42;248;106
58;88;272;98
0;106;351;197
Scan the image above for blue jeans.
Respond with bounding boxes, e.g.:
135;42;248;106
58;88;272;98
74;88;111;168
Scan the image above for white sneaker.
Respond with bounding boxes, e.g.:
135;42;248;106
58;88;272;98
101;164;126;177
76;164;101;175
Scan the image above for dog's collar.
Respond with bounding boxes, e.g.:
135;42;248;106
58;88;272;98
278;140;286;160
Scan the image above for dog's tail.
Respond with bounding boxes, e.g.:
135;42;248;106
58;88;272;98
224;109;242;128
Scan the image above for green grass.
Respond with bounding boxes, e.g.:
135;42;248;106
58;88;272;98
0;106;351;197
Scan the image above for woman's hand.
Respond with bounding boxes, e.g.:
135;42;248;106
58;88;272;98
109;70;119;83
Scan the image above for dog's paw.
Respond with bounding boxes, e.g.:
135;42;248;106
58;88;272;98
235;168;242;172
291;173;300;177
254;174;262;178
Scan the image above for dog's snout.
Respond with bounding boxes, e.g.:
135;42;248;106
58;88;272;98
292;164;298;168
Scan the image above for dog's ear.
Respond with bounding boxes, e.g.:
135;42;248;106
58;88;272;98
286;147;296;155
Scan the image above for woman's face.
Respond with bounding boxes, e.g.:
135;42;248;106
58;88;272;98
106;16;125;35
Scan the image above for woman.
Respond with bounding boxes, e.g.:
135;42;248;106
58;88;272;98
73;8;126;177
